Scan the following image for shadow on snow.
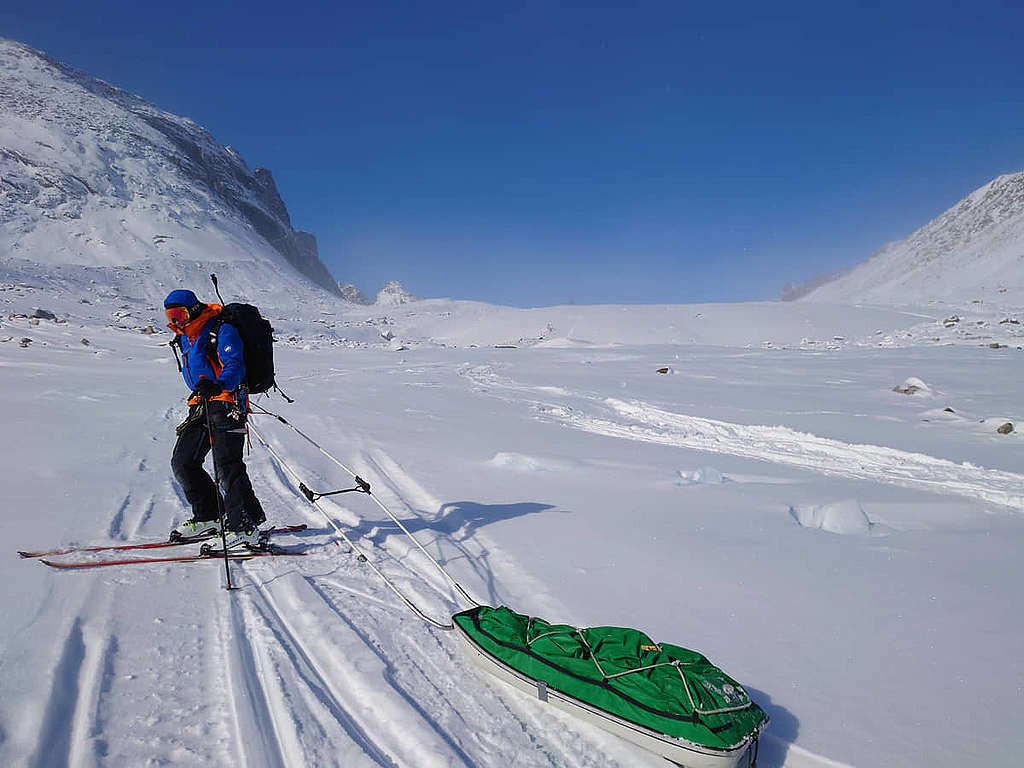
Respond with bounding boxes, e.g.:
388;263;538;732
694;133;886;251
744;686;800;768
332;500;555;606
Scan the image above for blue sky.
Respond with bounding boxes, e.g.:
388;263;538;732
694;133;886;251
5;1;1023;305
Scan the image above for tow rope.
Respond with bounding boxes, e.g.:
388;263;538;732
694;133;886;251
249;405;481;630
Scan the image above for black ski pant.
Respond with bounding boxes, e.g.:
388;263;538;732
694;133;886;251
171;402;265;531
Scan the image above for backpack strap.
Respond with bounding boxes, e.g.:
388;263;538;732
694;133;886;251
169;336;183;373
205;317;227;375
206;317;223;354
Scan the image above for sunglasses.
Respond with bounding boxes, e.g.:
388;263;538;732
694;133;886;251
165;306;191;326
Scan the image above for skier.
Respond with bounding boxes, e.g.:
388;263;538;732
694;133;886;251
164;289;266;549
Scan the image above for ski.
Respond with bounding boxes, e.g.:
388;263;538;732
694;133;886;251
38;546;305;569
18;524;308;559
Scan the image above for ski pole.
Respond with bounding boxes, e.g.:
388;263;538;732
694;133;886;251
298;477;371;502
210;272;226;304
203;398;234;590
247;422;457;630
249;405;481;608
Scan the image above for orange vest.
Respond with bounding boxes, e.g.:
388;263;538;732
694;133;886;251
169;305;237;405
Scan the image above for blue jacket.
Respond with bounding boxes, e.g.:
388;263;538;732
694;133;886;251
178;317;246;395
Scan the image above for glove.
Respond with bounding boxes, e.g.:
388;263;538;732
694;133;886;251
194;378;223;401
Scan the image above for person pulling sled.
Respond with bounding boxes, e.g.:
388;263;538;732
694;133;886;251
164;289;266;551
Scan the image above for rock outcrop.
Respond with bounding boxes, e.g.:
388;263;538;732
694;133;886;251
338;283;371;304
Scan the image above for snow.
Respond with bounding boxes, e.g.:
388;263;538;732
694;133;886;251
677;467;727;485
892;376;931;395
788;499;872;536
487;452;556;472
1;285;1022;768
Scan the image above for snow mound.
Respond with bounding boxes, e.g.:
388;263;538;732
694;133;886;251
790;499;872;535
488;452;553;472
534;337;605;349
676;467;727;485
534;385;571;396
893;376;932;396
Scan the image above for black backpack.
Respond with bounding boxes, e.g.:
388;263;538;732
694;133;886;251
208;303;277;395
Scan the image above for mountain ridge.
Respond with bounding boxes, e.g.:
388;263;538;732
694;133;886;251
797;170;1024;306
0;37;340;297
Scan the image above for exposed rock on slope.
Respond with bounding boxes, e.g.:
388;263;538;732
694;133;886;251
338;282;371;304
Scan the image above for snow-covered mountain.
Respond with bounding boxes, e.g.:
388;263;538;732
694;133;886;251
375;280;417;305
338;282;371;305
0;38;340;300
797;171;1024;306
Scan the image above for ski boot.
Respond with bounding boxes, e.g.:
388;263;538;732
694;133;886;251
169;518;222;542
200;525;262;555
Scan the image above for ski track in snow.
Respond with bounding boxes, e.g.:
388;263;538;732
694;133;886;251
22;403;241;768
462;365;1024;512
760;738;857;768
577;398;1024;511
208;426;669;768
227;577;396;768
235;417;847;768
26;556;236;767
354;447;572;621
9;361;846;768
30;614;90;768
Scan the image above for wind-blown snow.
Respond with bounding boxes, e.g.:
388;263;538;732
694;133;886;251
789;499;872;536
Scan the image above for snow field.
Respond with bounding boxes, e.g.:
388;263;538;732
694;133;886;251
1;303;1022;767
0;327;670;767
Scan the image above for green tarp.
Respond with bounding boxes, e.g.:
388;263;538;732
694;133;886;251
454;605;768;751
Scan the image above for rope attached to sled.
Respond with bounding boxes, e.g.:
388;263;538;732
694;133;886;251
248;411;481;630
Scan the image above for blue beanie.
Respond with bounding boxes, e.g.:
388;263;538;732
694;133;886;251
164;289;200;308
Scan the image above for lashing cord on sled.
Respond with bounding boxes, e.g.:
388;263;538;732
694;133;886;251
526;622;755;718
523;622;761;764
247;407;482;629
